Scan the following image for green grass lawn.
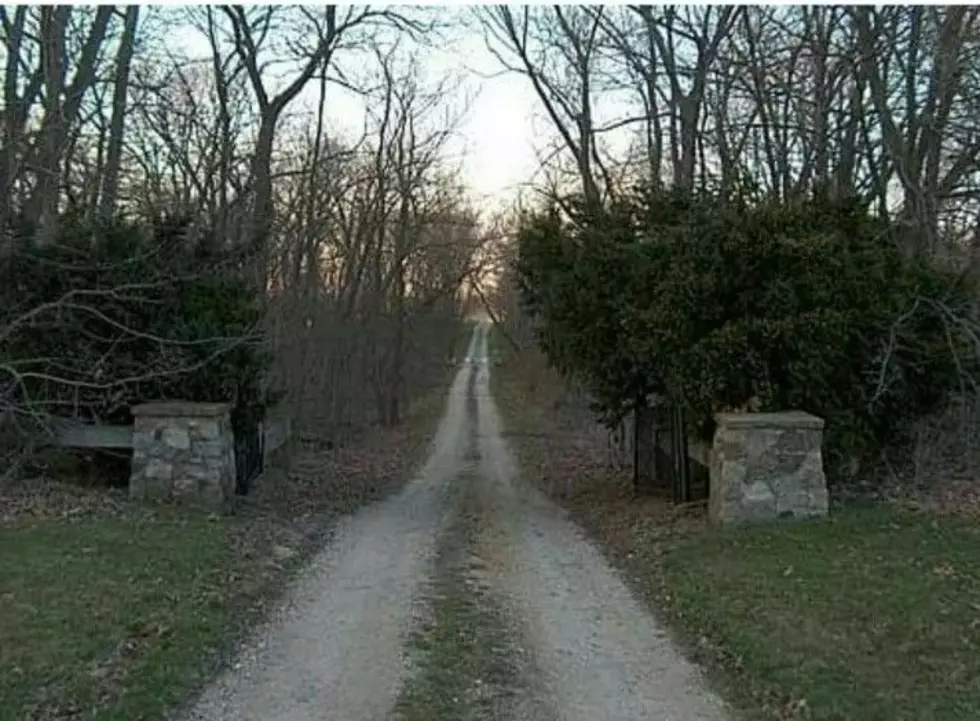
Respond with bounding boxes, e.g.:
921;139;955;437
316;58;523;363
0;517;237;720
662;509;980;721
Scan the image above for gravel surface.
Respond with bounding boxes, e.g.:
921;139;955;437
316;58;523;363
185;324;730;720
472;324;732;721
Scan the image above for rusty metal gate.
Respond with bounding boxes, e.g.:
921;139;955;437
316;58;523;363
232;402;264;495
650;400;708;503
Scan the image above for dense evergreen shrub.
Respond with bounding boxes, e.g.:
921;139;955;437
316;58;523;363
1;213;273;433
516;189;977;478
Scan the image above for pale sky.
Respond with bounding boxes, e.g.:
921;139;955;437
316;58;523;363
170;8;549;212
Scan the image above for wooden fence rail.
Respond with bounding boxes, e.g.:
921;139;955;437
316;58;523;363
44;410;292;461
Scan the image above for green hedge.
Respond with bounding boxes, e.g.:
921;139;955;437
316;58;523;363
1;213;273;432
516;190;977;478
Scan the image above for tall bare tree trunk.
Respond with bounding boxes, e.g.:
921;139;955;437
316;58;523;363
29;6;114;244
0;6;28;234
249;114;276;286
30;7;70;246
206;7;233;243
99;5;140;220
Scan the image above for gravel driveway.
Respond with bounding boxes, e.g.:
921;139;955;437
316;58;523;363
184;324;730;721
472;324;730;721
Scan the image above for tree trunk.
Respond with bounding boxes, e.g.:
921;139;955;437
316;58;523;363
30;7;70;246
29;5;114;244
99;5;140;220
206;7;233;243
385;193;411;427
249;113;277;288
633;401;657;494
0;6;27;233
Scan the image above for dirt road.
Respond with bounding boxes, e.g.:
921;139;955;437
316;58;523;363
184;324;729;721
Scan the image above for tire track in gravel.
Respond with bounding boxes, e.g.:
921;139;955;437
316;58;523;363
182;329;481;721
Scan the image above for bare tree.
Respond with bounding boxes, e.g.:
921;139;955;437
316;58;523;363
98;5;140;219
0;7;40;232
480;6;608;206
28;6;115;244
218;5;422;287
855;6;980;256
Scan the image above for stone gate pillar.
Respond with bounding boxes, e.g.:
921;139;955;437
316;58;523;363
129;402;236;510
710;411;829;524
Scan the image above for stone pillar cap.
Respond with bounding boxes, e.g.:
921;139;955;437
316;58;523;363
714;411;824;429
131;401;232;418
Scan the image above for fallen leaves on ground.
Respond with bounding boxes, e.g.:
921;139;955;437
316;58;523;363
1;475;131;527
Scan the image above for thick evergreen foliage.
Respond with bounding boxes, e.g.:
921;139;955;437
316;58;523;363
516;189;977;476
1;213;272;430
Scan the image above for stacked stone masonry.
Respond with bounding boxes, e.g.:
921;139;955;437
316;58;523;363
129;402;236;510
709;411;829;524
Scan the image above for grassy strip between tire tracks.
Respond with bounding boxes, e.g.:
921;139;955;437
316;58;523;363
0;359;457;721
492;341;980;721
394;470;521;721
